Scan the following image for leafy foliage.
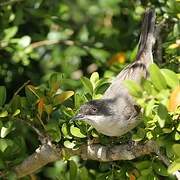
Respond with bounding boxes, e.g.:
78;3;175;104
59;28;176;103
0;0;179;179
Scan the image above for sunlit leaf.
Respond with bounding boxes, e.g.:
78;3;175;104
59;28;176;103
172;144;180;157
4;26;18;40
0;111;8;118
0;139;8;152
70;125;86;138
1;125;12;138
168;158;180;174
61;123;71;139
90;72;99;89
18;36;31;48
81;77;93;96
161;69;179;88
12;109;21;117
124;80;142;97
149;64;167;91
54;91;74;105
64;140;75;149
0;139;13;152
74;93;87;109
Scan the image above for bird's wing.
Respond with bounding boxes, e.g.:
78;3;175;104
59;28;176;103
103;9;156;99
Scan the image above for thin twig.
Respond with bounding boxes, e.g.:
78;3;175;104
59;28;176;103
29;39;74;49
14;80;31;97
9;80;31;105
37;114;46;130
15;118;44;139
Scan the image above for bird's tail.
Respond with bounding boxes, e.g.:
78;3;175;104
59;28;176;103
136;9;156;64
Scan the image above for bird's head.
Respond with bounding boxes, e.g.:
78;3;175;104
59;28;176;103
71;99;113;123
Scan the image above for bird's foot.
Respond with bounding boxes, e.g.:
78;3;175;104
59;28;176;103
87;137;100;145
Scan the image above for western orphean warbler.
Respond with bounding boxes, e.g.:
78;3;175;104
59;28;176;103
72;9;156;136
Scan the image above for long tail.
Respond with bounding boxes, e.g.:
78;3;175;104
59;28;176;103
136;9;156;64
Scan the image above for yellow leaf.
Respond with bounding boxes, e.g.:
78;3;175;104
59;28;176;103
168;86;180;112
168;43;179;49
54;91;74;105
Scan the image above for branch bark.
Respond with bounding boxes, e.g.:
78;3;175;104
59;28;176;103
14;141;158;178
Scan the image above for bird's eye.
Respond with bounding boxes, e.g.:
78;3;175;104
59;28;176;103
91;107;97;113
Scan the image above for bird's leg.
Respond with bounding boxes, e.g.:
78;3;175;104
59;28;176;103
87;137;100;145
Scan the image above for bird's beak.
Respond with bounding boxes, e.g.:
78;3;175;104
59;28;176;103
69;114;85;123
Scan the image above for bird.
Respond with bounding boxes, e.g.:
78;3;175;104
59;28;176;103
72;9;156;137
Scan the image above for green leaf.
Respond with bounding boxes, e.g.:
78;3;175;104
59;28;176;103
142;78;153;95
74;93;87;109
124;80;142;97
0;111;8;118
140;168;153;176
149;64;167;91
153;162;168;176
54;91;74;105
61;123;71;139
49;73;63;93
64;140;75;149
90;72;99;89
89;48;110;62
4;26;18;40
0;139;8;152
172;144;180;157
0;139;13;152
1;122;13;138
145;99;155;116
0;159;5;169
134;161;151;170
94;78;110;95
161;69;179;88
18;36;31;47
175;132;180;141
168;158;180;174
81;77;93;96
157;104;168;128
70;125;86;138
45;123;61;142
69;160;77;180
12;109;21;117
80;167;88;180
0;86;6;107
132;128;145;141
146;131;154;140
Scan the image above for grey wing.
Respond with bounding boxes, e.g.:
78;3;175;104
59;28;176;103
103;61;148;98
103;9;156;99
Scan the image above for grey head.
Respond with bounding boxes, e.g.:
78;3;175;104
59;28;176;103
73;99;113;122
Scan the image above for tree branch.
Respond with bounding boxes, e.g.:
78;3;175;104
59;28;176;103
14;141;159;178
0;0;24;6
